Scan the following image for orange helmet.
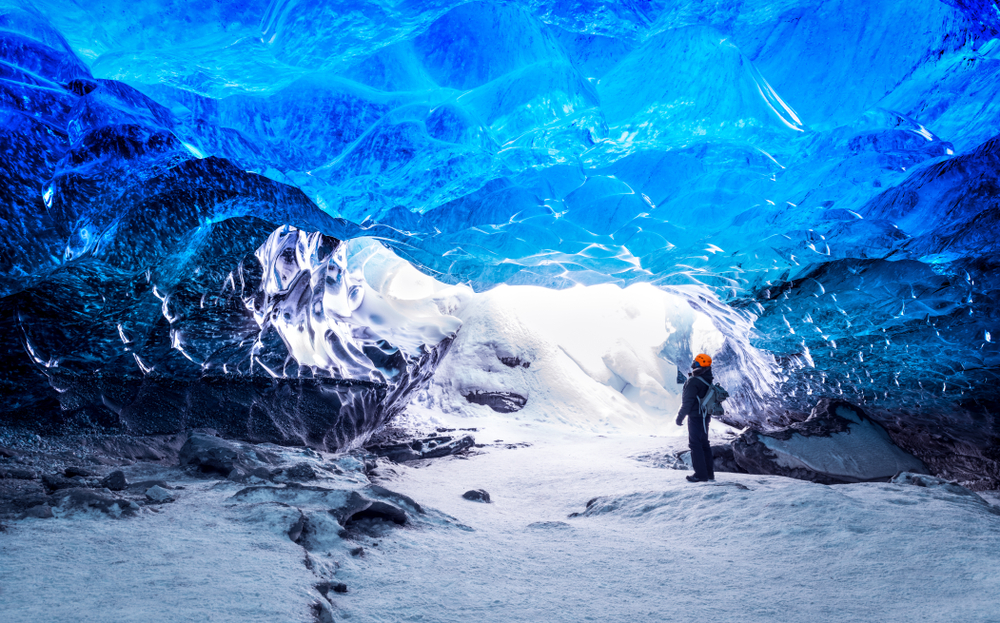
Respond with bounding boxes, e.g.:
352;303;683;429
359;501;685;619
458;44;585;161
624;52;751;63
693;353;712;368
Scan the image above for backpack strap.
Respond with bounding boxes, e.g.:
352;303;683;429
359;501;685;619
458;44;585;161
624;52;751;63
694;376;711;388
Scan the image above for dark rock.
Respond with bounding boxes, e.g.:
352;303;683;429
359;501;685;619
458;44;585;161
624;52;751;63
464;391;527;413
285;463;316;481
498;356;530;369
366;434;475;463
228;467;248;482
0;467;38;480
0;446;13;458
334;491;408;533
129;479;171;492
732;399;927;484
349;546;364;556
64;466;95;478
23;505;53;519
709;443;746;474
52;488;139;516
100;470;128;491
145;485;175;503
288;511;306;543
675;444;746;474
41;473;81;492
316;581;349;597
179;432;276;475
367;485;424;514
179;432;242;474
312;601;335;623
18;494;51;509
462;489;491;503
250;466;273;480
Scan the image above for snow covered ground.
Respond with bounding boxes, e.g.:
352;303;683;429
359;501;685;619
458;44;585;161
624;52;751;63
4;421;997;623
0;459;320;623
332;422;1000;623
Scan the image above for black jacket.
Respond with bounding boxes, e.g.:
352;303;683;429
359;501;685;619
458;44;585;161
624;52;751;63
678;366;713;418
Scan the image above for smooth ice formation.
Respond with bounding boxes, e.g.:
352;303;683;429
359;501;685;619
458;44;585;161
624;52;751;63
1;0;999;480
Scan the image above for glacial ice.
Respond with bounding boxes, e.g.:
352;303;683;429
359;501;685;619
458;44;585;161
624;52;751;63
0;0;998;478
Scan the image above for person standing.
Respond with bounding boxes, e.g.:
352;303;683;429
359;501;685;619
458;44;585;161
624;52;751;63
676;353;715;482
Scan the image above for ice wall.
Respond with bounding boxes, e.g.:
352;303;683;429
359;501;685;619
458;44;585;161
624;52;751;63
1;1;998;472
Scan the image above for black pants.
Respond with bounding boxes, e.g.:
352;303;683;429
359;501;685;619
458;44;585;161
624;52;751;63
688;415;714;480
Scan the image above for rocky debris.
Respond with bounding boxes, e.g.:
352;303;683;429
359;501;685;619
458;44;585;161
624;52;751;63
335;491;408;527
708;444;745;474
349;546;364;556
463;390;527;413
732;399;928;484
366;434;475;463
64;466;95;478
367;485;424;516
145;485;175;504
288;510;307;543
0;467;38;480
462;489;491;503
498;355;530;369
890;472;1000;514
128;479;171;492
637;443;745;474
23;505;53;519
0;446;14;458
178;432;277;475
312;601;336;623
82;434;188;463
250;466;274;480
100;470;128;491
527;521;572;530
285;463;317;481
41;473;82;492
633;451;688;470
317;581;349;597
50;488;139;517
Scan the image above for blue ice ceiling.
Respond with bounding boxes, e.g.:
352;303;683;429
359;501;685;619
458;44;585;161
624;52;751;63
1;0;999;467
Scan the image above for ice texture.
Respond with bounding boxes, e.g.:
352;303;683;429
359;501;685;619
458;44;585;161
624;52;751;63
756;406;928;482
1;1;999;467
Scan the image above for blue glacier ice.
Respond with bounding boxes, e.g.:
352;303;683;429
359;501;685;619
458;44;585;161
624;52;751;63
0;0;998;483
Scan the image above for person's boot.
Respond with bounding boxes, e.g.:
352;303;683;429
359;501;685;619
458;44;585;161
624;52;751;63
685;474;707;483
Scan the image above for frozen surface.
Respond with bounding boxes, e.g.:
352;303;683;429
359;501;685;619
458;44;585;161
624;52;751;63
332;427;1000;622
3;425;999;623
0;466;318;623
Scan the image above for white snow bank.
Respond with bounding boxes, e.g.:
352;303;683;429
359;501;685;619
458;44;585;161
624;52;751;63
345;239;768;435
399;282;725;435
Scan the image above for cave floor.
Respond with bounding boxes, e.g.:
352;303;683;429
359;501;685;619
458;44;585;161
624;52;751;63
338;424;1000;623
1;426;999;623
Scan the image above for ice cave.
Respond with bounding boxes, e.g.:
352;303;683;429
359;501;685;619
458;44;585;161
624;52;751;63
1;1;999;621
